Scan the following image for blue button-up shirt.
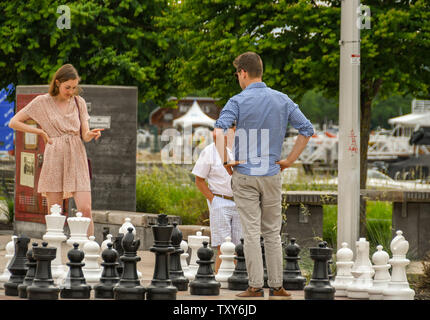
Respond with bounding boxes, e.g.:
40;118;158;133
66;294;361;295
215;82;314;176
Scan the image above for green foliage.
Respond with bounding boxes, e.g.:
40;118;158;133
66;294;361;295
322;201;392;254
136;165;209;225
0;0;178;108
0;197;14;224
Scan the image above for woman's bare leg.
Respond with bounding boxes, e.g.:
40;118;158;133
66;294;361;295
45;192;63;214
72;191;94;237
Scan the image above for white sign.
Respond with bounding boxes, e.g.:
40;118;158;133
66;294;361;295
89;116;111;129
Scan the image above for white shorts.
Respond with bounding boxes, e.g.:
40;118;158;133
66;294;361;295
207;196;242;247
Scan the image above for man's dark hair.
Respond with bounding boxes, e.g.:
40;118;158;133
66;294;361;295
233;52;263;78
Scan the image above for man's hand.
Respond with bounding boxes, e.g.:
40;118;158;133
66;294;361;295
223;160;244;176
276;159;294;172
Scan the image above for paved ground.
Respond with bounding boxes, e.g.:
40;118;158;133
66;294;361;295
0;231;423;301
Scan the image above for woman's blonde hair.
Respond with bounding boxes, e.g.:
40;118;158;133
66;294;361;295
48;64;81;96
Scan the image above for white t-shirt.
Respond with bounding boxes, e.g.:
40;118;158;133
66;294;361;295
192;143;234;197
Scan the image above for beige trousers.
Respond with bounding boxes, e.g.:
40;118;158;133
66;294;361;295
231;171;283;289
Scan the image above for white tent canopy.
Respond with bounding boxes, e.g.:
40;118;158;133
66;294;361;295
172;100;216;128
388;113;430;127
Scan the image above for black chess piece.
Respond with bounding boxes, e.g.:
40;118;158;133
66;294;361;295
17;242;38;298
113;227;146;300
113;233;125;276
189;241;221;295
260;236;268;288
4;234;30;296
60;243;91;299
304;241;335;300
27;242;60;300
227;238;248;291
169;222;189;291
146;214;178;300
282;238;307;290
323;241;335;282
94;242;120;299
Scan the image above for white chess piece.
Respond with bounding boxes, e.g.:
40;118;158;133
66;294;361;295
382;230;415;300
119;217;136;235
332;242;354;297
0;235;17;288
66;212;90;247
346;238;375;299
101;234;113;252
188;231;210;277
215;236;236;288
43;204;68;285
82;236;102;288
180;240;194;281
368;245;391;300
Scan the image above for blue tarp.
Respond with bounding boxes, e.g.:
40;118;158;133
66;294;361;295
0;127;14;151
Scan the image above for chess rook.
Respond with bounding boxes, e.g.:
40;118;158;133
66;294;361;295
27;242;60;300
304;242;335;300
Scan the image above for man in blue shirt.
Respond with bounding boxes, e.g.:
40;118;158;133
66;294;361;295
214;52;314;300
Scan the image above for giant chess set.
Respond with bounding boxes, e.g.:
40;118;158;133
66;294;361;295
0;204;416;300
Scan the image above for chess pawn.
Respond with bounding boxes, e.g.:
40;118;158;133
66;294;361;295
260;236;269;288
382;230;415;300
43;204;68;285
304;242;335;300
146;214;177;300
66;212;90;248
368;245;391;300
113;227;146;300
190;241;221;295
283;238;306;290
27;242;60;300
180;240;194;281
101;234;113;252
4;235;30;296
215;236;236;288
169;223;189;291
332;242;354;297
119;217;136;235
188;231;209;278
60;243;91;299
346;238;375;299
94;243;120;299
0;235;17;288
82;236;102;288
18;243;38;298
227;238;249;291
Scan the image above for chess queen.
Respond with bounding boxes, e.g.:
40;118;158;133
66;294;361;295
9;64;104;237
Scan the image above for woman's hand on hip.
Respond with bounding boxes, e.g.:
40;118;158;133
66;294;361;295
40;130;53;145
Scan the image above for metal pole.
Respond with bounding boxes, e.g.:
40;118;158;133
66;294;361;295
337;0;361;254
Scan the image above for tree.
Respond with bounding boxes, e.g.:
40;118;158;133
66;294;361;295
161;0;430;236
0;0;177;109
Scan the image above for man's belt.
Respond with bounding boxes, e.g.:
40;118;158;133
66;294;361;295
213;194;234;201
